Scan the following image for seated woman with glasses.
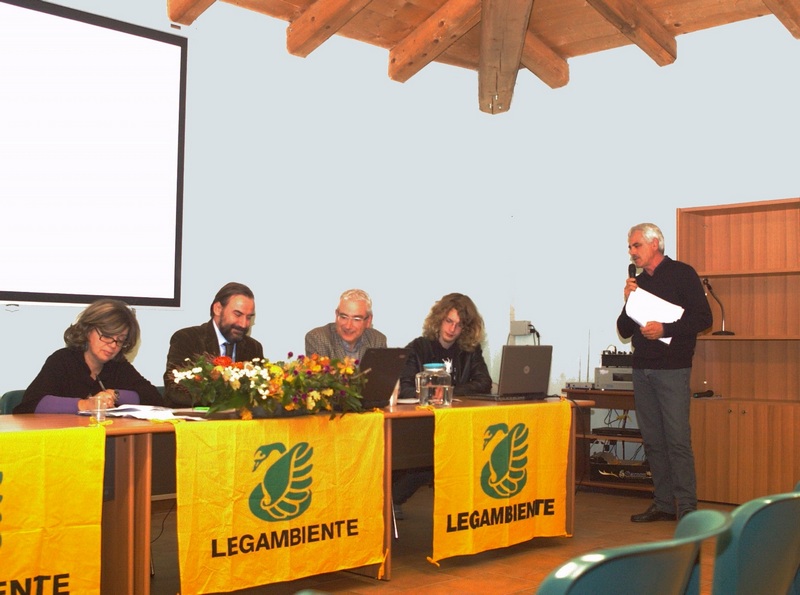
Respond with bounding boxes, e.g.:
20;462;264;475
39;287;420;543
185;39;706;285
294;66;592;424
14;298;164;413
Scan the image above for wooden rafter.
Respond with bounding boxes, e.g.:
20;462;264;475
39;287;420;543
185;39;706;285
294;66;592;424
520;31;569;89
388;0;481;83
165;0;790;114
286;0;372;58
478;0;535;114
586;0;677;66
763;0;800;38
167;0;217;25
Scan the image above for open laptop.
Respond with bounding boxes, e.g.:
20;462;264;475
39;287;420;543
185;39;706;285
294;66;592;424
469;345;553;402
357;347;410;408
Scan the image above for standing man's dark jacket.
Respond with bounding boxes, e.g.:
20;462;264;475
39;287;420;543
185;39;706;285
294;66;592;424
617;256;712;369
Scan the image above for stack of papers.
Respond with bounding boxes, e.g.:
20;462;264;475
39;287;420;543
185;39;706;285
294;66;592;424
80;404;205;421
625;288;684;345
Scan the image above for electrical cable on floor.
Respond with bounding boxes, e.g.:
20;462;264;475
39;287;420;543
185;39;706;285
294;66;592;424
151;498;176;544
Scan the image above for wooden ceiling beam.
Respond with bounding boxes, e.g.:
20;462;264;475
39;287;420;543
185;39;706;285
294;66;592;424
763;0;800;38
520;31;569;89
388;0;480;83
286;0;372;58
586;0;677;66
167;0;216;25
478;0;535;114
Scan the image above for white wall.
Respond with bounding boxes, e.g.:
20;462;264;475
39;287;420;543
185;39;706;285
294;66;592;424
2;0;799;396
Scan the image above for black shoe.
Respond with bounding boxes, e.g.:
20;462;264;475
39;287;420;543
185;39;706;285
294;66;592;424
678;508;697;520
631;504;677;522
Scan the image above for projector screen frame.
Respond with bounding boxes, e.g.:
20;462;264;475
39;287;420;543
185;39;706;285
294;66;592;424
0;0;187;308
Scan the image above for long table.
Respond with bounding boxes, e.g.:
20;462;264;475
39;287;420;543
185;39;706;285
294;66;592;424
381;397;582;579
0;414;172;595
0;399;582;590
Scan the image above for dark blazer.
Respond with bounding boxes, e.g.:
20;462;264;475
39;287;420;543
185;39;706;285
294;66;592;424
163;320;264;407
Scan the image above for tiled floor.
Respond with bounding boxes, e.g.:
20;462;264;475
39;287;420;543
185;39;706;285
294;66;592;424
150;488;733;594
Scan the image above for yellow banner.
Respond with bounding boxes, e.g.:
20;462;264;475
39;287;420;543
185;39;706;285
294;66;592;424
175;412;385;593
0;427;105;593
431;401;571;562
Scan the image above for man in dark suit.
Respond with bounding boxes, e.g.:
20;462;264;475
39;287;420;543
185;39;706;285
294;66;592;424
163;282;264;406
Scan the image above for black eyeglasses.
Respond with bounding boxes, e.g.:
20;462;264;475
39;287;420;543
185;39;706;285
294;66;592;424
336;311;369;324
96;329;129;349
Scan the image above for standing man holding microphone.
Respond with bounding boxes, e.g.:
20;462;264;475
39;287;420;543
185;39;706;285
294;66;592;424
617;223;712;522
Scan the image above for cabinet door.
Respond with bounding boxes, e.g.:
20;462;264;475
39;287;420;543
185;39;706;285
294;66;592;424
736;401;800;502
691;399;737;503
692;400;800;504
735;401;768;503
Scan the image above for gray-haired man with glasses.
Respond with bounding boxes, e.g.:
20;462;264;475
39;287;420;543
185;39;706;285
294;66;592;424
304;288;387;361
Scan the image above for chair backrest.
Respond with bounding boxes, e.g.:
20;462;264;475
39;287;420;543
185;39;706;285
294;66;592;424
712;484;800;595
536;509;731;595
0;390;25;414
792;483;800;595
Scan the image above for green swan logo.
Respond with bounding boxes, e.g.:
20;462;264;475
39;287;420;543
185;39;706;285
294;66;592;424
248;442;313;522
480;423;529;499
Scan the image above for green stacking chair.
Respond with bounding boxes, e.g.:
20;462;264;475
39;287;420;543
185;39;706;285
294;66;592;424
712;482;800;595
0;390;24;414
536;509;731;595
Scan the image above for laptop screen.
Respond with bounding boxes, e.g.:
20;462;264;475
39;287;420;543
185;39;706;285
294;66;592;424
357;348;410;408
496;345;553;397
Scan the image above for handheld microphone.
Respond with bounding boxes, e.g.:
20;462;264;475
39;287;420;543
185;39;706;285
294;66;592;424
628;263;637;278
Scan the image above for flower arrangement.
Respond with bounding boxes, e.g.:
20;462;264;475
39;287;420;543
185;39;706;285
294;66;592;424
171;352;367;419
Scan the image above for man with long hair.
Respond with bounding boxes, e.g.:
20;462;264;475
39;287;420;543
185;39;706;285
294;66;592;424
393;293;492;516
398;292;491;399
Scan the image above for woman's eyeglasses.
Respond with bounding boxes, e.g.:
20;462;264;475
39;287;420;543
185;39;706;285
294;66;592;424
96;329;129;349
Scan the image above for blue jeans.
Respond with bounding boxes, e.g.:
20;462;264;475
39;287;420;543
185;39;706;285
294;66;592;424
633;368;697;514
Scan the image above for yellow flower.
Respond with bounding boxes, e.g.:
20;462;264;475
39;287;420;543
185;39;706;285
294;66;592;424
239;408;253;421
337;359;356;375
306;391;321;410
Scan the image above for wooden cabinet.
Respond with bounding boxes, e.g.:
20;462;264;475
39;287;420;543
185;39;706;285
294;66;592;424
677;197;800;504
690;399;800;504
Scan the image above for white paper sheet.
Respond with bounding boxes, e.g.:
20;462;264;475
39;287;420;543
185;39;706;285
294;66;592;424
80;404;205;421
625;288;684;345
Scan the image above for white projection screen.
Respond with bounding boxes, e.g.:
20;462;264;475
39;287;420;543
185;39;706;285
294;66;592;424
0;0;186;306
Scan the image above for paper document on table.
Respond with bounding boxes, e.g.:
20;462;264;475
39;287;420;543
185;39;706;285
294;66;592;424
80;404;205;421
625;288;684;345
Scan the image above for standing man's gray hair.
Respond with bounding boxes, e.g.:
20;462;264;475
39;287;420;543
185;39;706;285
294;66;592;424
629;223;665;253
